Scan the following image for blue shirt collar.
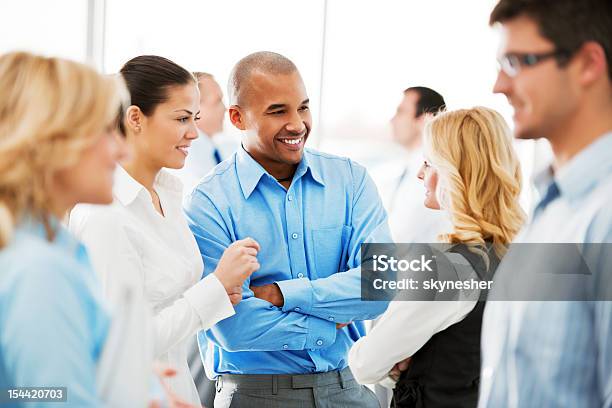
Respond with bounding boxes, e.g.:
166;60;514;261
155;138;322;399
294;150;325;187
236;146;325;199
534;132;612;205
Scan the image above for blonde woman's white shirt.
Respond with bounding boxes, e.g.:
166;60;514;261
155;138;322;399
70;166;235;405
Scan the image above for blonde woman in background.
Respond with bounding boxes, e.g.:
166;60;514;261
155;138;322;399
69;55;260;406
349;107;526;408
0;52;136;406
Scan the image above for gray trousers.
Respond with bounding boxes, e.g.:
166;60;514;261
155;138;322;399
214;367;380;408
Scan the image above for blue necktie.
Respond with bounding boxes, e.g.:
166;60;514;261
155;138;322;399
213;148;222;165
534;181;560;215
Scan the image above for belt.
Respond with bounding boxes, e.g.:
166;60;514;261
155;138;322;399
216;367;355;394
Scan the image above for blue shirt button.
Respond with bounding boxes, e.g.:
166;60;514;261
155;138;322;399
328;316;334;321
283;344;289;349
295;307;301;311
287;195;293;201
316;339;323;346
297;272;304;278
291;233;298;239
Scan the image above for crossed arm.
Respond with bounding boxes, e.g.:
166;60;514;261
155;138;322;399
184;167;391;349
252;168;392;323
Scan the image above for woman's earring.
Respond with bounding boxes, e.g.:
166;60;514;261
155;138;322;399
135;125;141;132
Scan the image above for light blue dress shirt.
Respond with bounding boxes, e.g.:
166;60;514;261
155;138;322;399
184;147;391;376
0;220;109;407
479;132;612;407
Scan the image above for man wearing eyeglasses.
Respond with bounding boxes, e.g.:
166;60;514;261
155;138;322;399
479;0;612;407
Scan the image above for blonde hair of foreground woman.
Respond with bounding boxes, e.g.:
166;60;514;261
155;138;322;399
423;106;526;260
0;51;127;248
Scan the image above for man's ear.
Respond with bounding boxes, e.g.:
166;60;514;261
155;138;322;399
125;105;144;133
576;41;608;87
229;105;247;130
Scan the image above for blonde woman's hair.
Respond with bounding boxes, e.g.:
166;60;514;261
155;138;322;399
423;106;526;261
0;52;127;248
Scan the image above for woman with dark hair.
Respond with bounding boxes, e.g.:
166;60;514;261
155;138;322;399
70;55;260;405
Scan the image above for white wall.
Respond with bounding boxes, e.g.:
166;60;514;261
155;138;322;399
0;0;543;210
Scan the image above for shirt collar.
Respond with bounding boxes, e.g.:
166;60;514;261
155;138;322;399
236;147;325;199
294;150;325;187
113;166;183;206
113;165;144;206
236;147;268;199
534;132;612;204
155;169;183;195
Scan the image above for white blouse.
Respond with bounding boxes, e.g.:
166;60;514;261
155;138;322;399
70;166;234;405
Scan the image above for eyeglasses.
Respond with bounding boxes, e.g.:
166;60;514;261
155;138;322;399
497;49;571;77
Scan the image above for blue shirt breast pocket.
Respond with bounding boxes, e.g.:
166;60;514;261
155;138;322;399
310;225;353;278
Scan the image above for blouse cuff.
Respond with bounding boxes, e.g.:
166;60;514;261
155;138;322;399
183;274;235;330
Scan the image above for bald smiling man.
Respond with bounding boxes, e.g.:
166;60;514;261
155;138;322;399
183;51;391;407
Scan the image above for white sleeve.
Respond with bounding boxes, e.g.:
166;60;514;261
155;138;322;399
348;300;478;385
153;273;234;356
69;206;234;357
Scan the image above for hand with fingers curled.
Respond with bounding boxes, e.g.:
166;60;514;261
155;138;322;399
213;238;261;305
388;356;413;382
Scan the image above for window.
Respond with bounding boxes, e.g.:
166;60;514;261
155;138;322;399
0;0;87;61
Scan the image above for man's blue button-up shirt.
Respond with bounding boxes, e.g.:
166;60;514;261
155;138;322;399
479;133;612;407
184;147;391;375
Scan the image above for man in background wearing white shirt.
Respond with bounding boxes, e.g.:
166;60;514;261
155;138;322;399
371;86;450;407
182;72;238;408
175;72;238;195
382;86;451;242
